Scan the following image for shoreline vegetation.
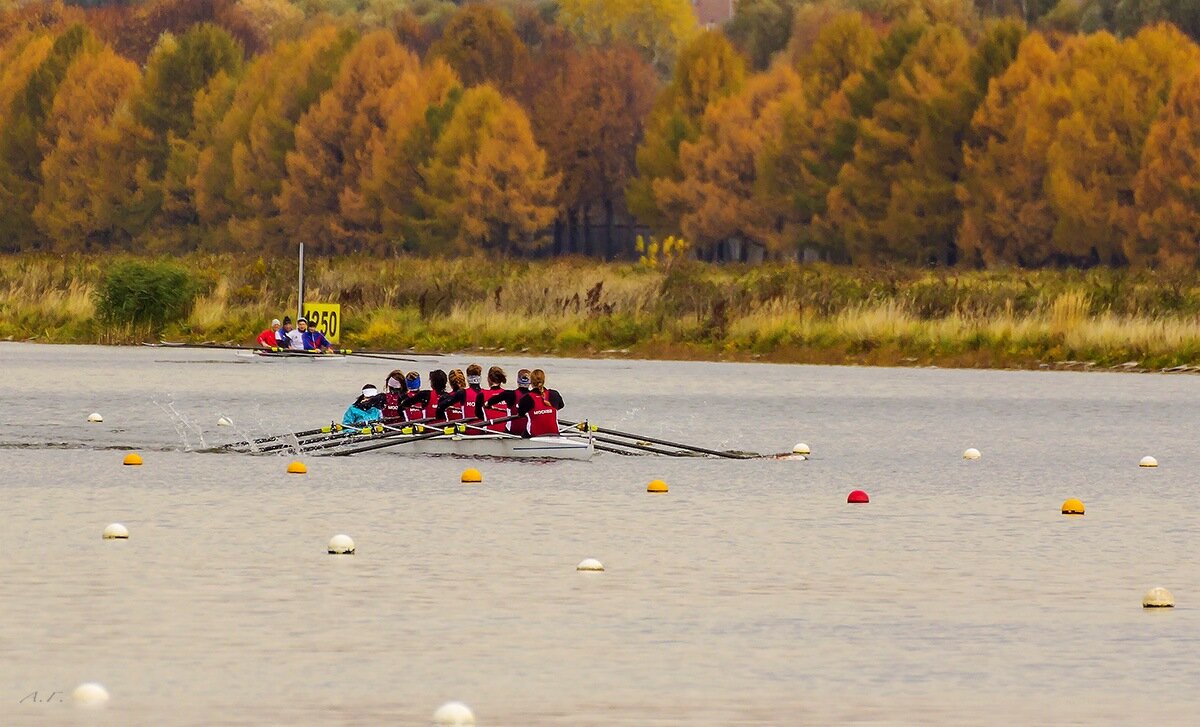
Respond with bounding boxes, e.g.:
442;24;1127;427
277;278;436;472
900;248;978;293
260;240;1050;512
6;254;1200;373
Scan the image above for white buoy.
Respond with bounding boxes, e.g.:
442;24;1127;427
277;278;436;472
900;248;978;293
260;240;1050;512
1143;587;1175;608
217;416;234;427
87;412;103;423
102;523;129;540
328;534;355;555
792;442;811;455
72;682;109;708
1139;455;1158;468
963;448;982;460
432;701;476;725
576;558;605;572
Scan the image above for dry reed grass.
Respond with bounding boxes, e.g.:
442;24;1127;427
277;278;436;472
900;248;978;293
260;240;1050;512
5;253;1200;370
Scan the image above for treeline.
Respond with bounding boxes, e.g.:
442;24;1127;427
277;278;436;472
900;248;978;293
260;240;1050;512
0;0;1198;268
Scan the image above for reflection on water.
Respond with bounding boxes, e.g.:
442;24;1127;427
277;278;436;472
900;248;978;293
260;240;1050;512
2;342;1199;725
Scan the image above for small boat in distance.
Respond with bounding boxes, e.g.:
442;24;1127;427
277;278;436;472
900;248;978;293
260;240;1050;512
235;349;347;361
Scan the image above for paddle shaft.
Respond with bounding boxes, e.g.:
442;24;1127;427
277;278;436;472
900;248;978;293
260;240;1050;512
326;415;520;457
560;420;753;459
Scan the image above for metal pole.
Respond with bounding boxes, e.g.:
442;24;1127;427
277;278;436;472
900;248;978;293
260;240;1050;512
297;242;304;321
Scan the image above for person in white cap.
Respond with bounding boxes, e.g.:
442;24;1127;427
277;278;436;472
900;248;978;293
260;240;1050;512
342;384;383;426
255;318;282;348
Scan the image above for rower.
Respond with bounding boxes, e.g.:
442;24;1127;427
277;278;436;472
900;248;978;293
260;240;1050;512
425;369;449;420
486;368;532;436
437;365;486;428
279;316;302;350
255;318;281;348
516;369;564;437
480;366;510;432
343;384;383;426
381;370;406;424
297;318;332;352
440;369;468;422
402;371;429;422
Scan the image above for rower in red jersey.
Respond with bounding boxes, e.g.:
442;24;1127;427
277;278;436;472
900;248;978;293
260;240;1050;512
380;369;406;424
437;364;486;431
425;369;448;421
402;371;429;422
516;368;565;438
479;366;510;432
486;368;532;436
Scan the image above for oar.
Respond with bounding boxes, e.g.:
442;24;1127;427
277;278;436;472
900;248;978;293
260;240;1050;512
257;423;384;453
336;350;417;363
323;415;521;457
592;433;696;457
221;423;340;451
560;419;757;459
594;443;645;456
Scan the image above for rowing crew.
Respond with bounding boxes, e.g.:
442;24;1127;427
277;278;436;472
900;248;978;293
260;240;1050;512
255;316;332;352
342;365;565;437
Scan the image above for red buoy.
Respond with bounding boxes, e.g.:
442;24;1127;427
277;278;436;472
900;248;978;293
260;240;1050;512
847;490;869;504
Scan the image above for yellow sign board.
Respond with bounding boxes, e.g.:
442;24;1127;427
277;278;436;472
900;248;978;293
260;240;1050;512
302;303;341;345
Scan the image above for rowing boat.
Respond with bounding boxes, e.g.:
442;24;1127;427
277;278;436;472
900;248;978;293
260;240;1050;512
321;430;595;460
235;350;347;361
396;432;594;460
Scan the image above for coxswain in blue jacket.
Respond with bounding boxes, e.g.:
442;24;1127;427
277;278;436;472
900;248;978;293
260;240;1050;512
297;318;332;352
343;384;384;426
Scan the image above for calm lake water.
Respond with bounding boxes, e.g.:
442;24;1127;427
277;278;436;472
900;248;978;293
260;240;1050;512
2;342;1198;725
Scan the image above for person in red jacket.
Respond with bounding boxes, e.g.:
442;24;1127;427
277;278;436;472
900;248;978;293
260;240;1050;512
380;369;407;424
485;368;532;436
479;366;510;432
255;319;281;348
516;368;565;437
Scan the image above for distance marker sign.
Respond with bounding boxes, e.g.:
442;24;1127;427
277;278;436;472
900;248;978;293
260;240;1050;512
302;303;341;344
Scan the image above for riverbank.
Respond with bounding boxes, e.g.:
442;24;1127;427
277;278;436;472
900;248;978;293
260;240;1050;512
5;254;1200;371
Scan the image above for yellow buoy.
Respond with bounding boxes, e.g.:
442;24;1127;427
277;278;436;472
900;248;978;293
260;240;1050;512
461;467;483;484
963;448;981;460
1142;587;1175;608
287;461;307;474
1061;498;1085;515
87;412;103;423
576;558;605;572
122;452;143;466
1139;455;1158;468
647;479;668;493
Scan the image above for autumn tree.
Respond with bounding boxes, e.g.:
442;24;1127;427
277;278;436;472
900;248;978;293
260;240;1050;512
416;84;559;253
0;24;94;250
557;0;699;72
429;3;528;93
655;66;803;259
626;30;746;231
528;45;658;257
1131;67;1200;268
827;23;978;265
726;0;798;70
957;32;1059;266
191;25;356;250
279;30;425;254
33;45;140;251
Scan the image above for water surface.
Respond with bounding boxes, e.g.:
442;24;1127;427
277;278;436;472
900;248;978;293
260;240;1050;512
2;343;1198;725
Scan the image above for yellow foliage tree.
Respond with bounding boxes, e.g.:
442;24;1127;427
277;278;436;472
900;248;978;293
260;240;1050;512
557;0;699;73
416;84;559;253
33;45;140;251
278;30;420;254
654;65;802;259
1131;68;1200;268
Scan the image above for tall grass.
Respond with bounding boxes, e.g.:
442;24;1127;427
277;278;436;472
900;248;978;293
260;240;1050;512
5;253;1200;370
